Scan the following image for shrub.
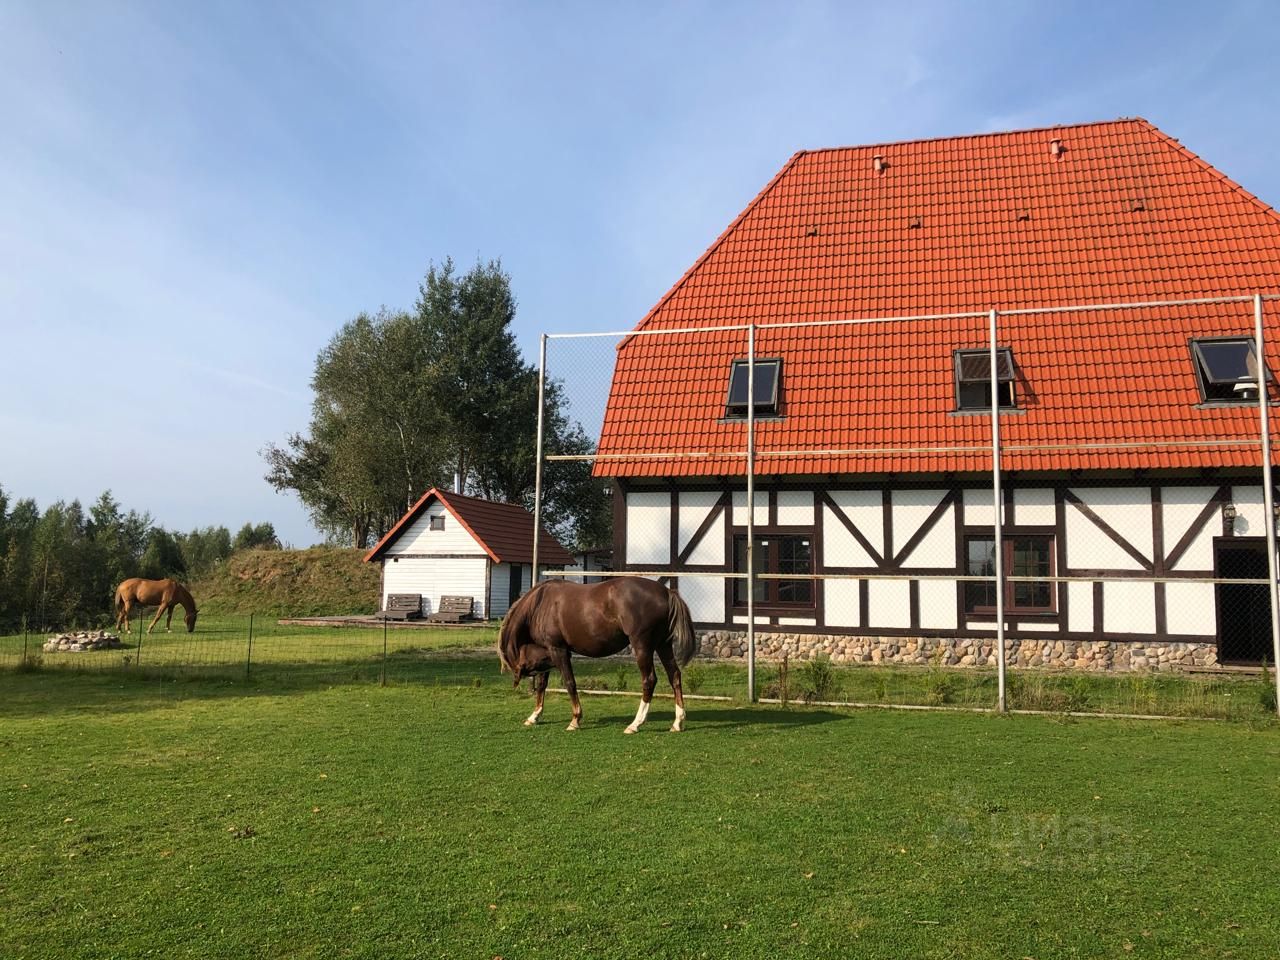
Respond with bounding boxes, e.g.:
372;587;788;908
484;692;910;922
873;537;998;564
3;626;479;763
681;664;705;695
799;654;837;703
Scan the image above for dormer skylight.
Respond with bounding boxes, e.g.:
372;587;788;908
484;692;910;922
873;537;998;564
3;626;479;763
954;348;1016;411
725;358;782;419
1191;337;1270;403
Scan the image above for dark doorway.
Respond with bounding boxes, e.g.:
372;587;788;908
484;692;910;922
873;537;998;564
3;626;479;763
1215;538;1273;665
508;564;524;609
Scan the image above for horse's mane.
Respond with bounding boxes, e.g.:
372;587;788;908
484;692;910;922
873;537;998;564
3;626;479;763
497;580;551;672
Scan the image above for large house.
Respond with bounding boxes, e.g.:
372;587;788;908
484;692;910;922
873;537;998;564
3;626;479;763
595;118;1280;671
365;488;574;620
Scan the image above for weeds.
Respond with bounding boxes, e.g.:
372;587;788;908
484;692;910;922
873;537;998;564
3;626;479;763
799;654;838;703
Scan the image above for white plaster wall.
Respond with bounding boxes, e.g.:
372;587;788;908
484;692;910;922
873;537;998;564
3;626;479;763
824;578;860;627
826;490;883;558
1164;582;1217;636
778;617;818;626
822;504;877;567
918;579;957;629
732;615;772;625
1067;580;1093;634
1013;488;1055;526
1066;490;1151;571
386;502;486;556
677;492;720;555
1229;485;1266;537
867;579;911;629
1162;486;1220;571
892;490;946;561
1102;581;1157;634
627;492;671;564
899;501;955;569
777;490;815;526
1017;622;1059;633
678;574;724;625
382;556;489;618
1069;487;1153;567
685;507;725;566
731;490;769;527
962;487;997;526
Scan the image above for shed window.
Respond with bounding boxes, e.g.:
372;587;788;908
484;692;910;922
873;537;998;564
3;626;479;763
954;348;1016;410
429;515;445;531
1191;338;1269;402
725;359;782;418
964;534;1055;613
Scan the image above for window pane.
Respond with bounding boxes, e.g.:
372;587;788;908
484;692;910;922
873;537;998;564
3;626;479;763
777;537;813;604
1194;339;1255;384
1009;537;1052;609
964;537;996;610
727;360;780;412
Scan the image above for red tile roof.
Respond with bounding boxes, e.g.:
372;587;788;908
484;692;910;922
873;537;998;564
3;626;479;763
596;119;1280;477
364;488;575;566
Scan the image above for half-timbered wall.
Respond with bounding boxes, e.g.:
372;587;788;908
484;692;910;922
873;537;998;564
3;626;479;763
619;480;1268;645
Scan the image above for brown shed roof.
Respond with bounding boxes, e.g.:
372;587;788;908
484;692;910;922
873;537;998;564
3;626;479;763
363;488;575;566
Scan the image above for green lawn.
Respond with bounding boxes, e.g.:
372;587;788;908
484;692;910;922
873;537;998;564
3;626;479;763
1;666;1277;959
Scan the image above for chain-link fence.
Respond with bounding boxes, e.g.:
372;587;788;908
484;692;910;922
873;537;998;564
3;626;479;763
534;293;1280;719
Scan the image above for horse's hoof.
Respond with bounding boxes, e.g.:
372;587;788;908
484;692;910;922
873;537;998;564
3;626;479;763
566;721;580;731
670;724;683;733
523;717;539;727
624;725;638;734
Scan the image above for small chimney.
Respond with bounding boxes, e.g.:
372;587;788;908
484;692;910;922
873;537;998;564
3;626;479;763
1131;198;1146;212
873;155;887;174
1049;138;1064;159
453;471;462;493
909;215;922;229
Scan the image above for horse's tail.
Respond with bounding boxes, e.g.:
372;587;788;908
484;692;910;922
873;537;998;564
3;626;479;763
498;583;538;673
667;588;698;667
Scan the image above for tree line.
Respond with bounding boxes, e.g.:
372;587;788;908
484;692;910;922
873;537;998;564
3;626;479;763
0;485;279;629
263;258;610;551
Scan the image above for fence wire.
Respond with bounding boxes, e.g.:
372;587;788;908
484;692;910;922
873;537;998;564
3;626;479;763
536;292;1280;718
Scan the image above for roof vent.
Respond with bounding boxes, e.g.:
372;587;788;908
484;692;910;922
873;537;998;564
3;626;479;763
1017;210;1031;222
1049;138;1064;159
873;155;887;174
805;225;819;238
1131;198;1146;212
909;215;922;229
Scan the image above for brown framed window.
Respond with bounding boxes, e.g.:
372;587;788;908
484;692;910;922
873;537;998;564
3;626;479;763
429;515;446;531
964;534;1055;613
732;534;813;607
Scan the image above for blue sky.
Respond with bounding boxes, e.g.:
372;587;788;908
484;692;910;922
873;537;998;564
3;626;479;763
2;0;1277;546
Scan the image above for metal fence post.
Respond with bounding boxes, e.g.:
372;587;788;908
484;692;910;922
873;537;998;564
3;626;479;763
1253;293;1280;716
245;613;254;680
21;614;29;667
532;333;547;585
990;307;1007;712
381;614;389;687
746;323;757;702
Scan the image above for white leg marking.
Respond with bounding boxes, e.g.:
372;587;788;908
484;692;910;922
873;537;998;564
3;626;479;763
523;707;543;727
670;703;687;733
625;699;652;734
566;718;580;731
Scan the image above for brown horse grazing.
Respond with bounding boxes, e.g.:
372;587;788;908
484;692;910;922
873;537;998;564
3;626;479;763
498;577;698;733
114;578;198;635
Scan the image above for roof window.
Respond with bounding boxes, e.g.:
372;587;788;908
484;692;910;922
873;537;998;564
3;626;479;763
429;515;446;531
1191;337;1270;403
954;348;1016;411
725;358;782;419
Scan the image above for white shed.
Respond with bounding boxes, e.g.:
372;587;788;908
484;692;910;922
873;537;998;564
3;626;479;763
364;488;575;620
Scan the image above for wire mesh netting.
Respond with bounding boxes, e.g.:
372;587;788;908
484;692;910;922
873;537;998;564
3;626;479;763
536;294;1280;719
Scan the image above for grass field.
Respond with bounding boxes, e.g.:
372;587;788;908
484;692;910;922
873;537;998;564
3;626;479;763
2;664;1278;959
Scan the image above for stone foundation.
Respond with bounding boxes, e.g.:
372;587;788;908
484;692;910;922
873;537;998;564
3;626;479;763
697;631;1218;672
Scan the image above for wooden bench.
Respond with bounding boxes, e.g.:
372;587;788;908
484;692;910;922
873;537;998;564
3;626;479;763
428;595;475;623
380;593;423;621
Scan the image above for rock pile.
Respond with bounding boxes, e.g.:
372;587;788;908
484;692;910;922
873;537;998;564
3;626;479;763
43;631;125;653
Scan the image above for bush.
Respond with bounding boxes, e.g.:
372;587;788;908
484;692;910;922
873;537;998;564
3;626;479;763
681;664;705;695
799;655;838;703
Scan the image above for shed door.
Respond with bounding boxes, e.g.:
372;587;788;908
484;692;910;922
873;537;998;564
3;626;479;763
1215;539;1271;665
508;564;523;608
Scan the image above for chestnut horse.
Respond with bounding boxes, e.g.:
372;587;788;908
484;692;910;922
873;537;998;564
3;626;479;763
498;577;698;733
114;578;198;635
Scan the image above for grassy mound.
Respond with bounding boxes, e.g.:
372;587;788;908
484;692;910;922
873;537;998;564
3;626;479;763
189;547;379;616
